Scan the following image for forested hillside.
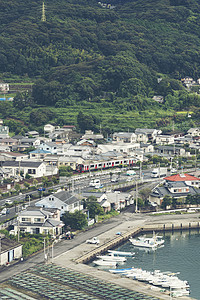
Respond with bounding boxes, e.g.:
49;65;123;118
0;0;200;134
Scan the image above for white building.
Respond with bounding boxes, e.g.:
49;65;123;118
2;161;46;178
12;207;64;236
112;132;137;143
0;234;22;265
0;83;9;92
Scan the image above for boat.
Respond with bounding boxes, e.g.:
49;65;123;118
108;250;135;257
96;254;126;262
93;259;117;266
129;232;164;249
109;268;133;274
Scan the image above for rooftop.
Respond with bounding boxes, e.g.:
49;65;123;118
164;173;200;182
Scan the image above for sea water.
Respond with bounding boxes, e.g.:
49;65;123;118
113;230;200;300
92;230;200;299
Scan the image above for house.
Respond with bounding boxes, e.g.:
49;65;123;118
140;143;154;153
155;145;186;157
29;149;51;160
149;181;199;206
135;128;162;143
0;83;9;92
164;173;200;188
62;145;92;158
57;156;84;170
2;161;46;178
0;152;29;161
106;191;133;211
181;77;196;89
81;130;104;140
112;132;137;143
0;125;9;138
12;207;64;236
187;128;200;137
63;125;76;130
48;128;71;141
81;191;133;212
155;135;174;145
26;131;39;138
152;95;164;103
44;124;55;134
97;143;140;155
77;139;96;147
81;192;111;213
0;138;18;149
35;191;82;215
39;142;59;155
19;138;40;147
0;234;22;265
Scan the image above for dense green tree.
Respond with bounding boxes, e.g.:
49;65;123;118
85;196;104;218
61;211;87;230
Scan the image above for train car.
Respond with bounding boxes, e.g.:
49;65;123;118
76;157;136;173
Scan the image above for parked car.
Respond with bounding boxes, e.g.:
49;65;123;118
64;231;74;240
1;208;9;215
5;199;13;205
86;237;100;244
38;187;46;191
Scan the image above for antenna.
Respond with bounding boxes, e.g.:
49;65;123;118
41;2;46;22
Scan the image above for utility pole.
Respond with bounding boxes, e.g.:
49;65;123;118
0;236;1;266
17;205;20;242
44;238;46;263
158;162;161;180
41;2;46;22
139;161;142;179
135;180;138;213
52;241;54;263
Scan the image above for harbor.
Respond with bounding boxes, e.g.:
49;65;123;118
52;213;200;299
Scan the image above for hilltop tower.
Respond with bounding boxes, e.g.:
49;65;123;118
41;2;46;22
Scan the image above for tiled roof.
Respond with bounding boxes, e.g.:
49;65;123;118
164;173;200;181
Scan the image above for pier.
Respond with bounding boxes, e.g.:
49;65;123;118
75;220;200;264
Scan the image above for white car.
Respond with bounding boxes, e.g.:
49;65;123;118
5;199;13;205
86;237;100;244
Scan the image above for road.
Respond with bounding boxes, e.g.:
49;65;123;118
0;168;154;222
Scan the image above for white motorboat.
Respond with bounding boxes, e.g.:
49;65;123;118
109;268;133;274
108;250;135;257
129;232;164;249
96;254;126;262
93;259;117;266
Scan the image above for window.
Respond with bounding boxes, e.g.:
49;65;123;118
21;217;31;222
34;218;42;222
74;202;78;208
28;169;36;174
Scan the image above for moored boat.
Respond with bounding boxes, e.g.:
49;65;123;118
96;254;126;262
129;232;164;249
93;259;117;266
108;250;135;256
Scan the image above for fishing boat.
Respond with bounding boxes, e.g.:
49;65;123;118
109;268;133;274
93;259;117;267
129;232;164;249
108;250;135;256
96;254;126;262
